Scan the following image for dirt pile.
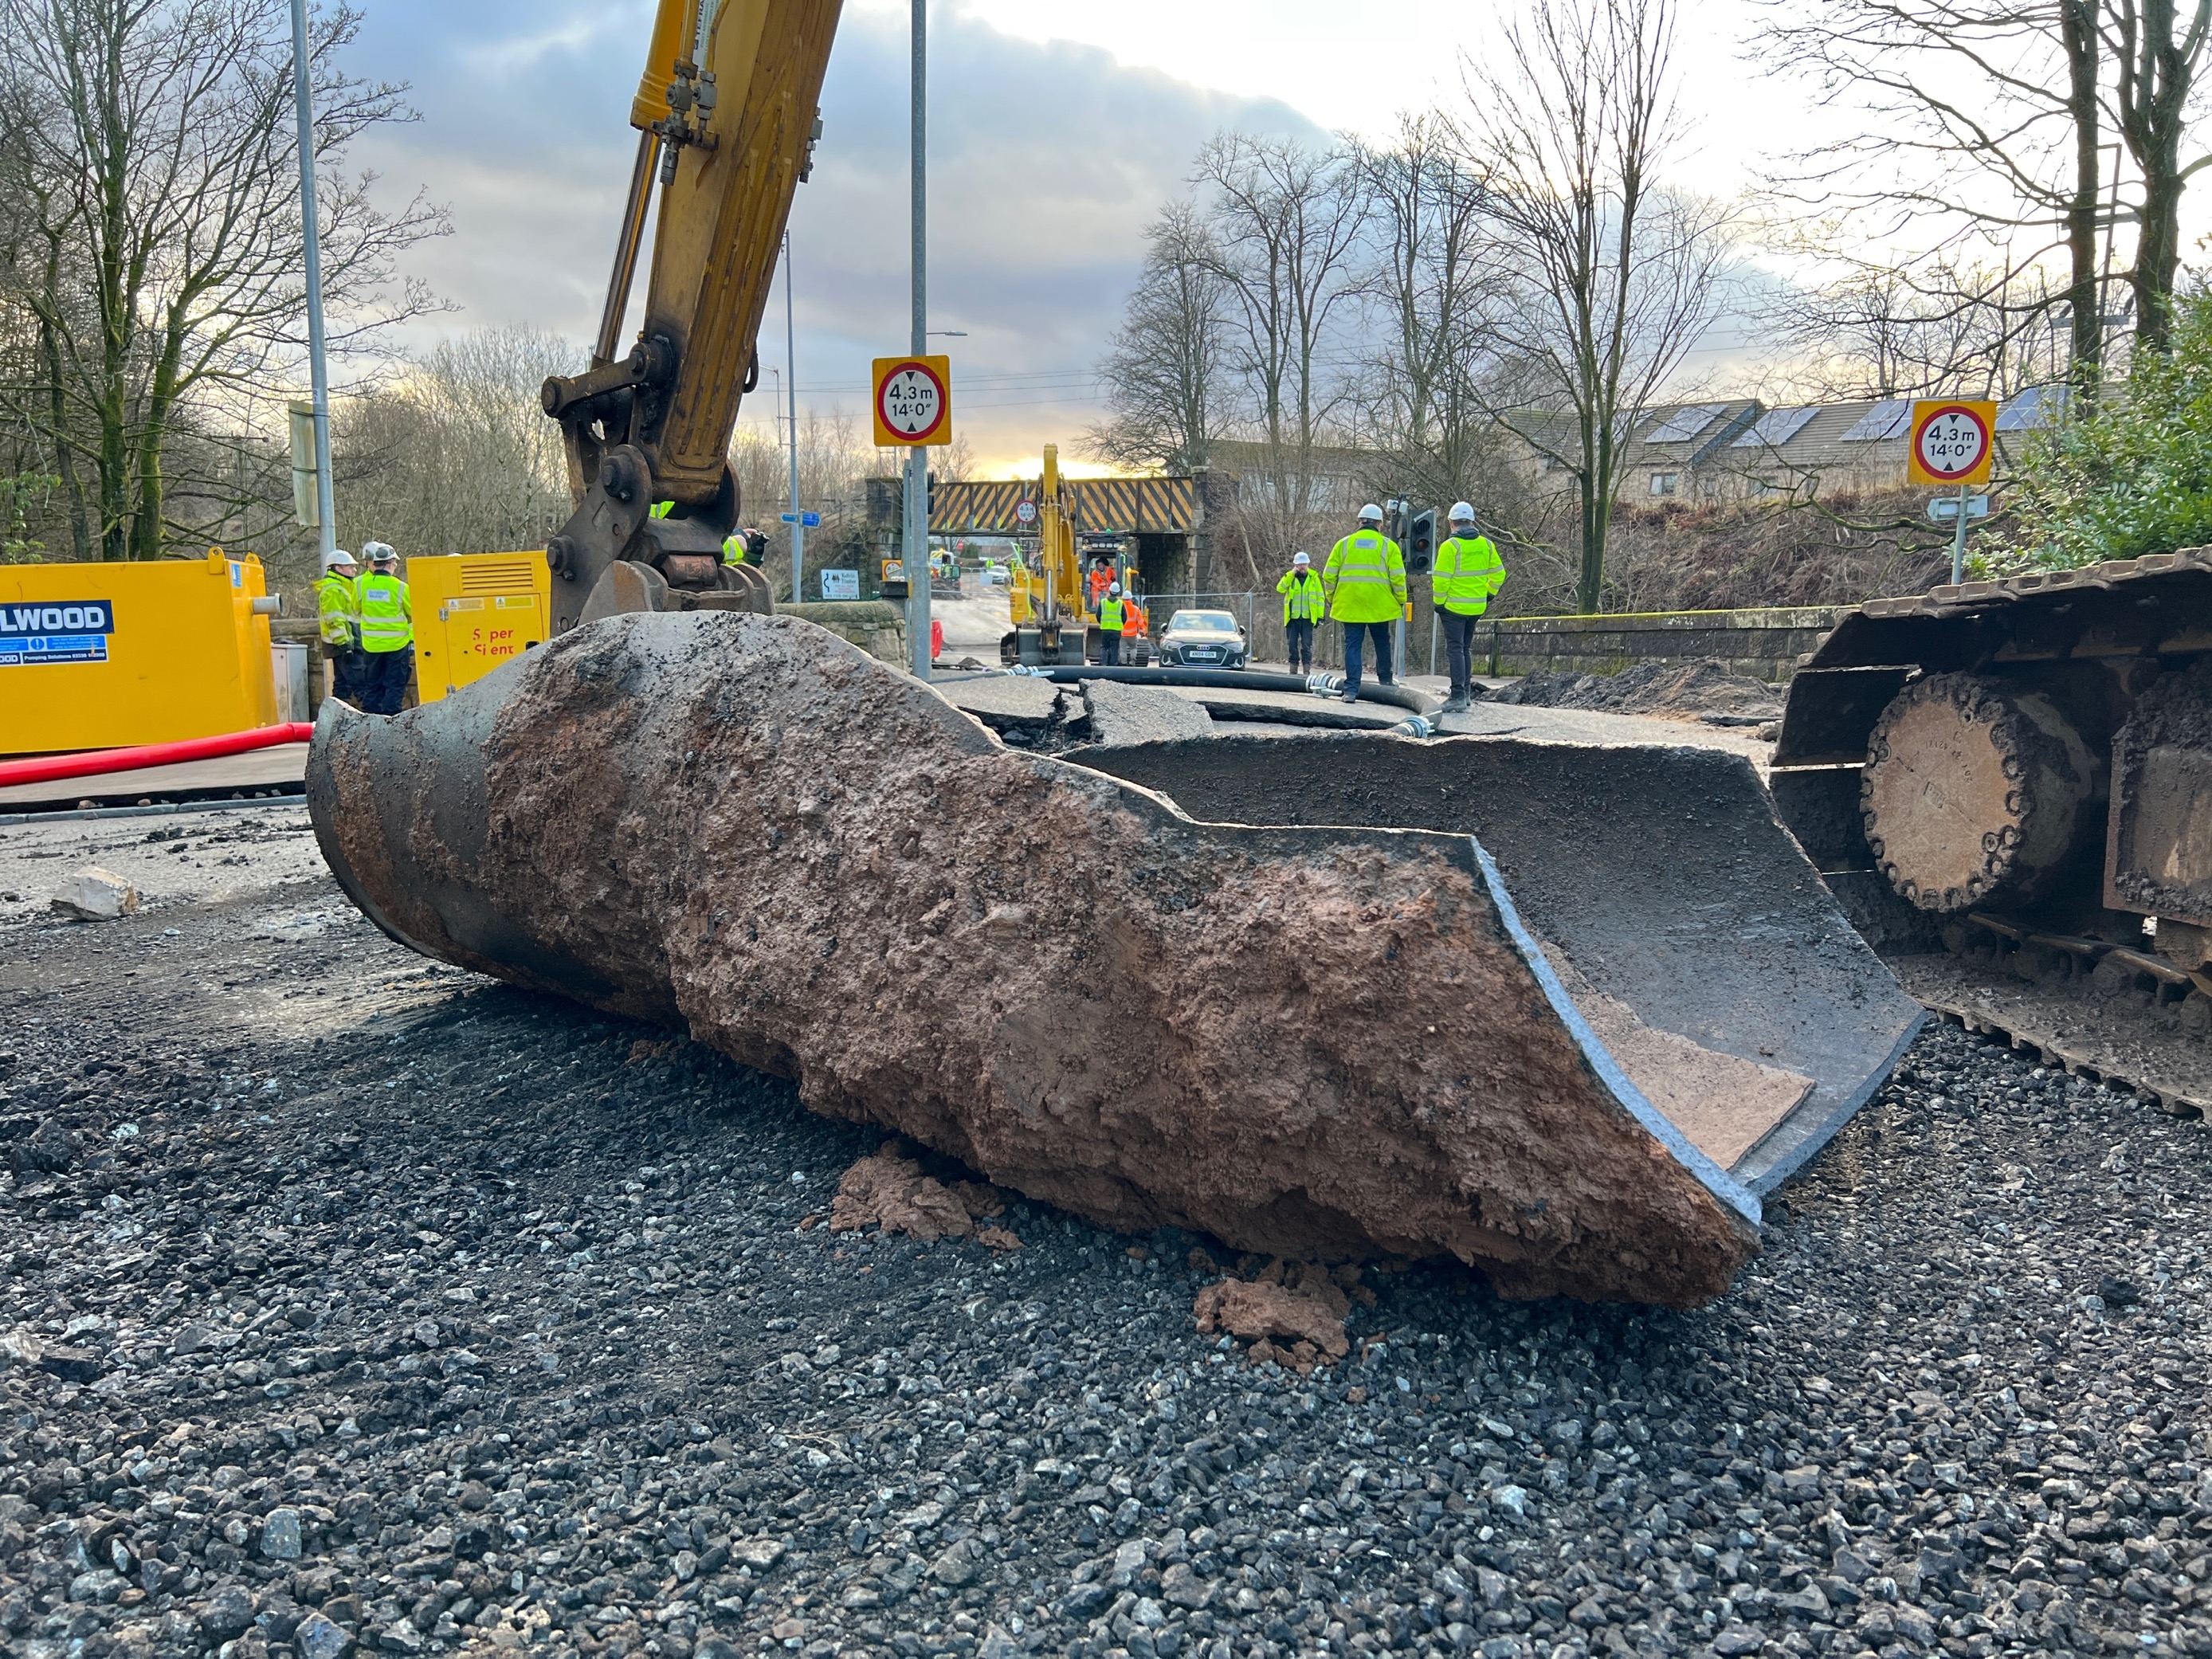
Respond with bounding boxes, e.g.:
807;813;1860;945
1491;657;1783;723
830;1143;1020;1247
308;611;1760;1304
1193;1261;1359;1370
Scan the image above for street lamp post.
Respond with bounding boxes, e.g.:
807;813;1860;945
784;232;804;603
903;0;931;677
289;0;334;563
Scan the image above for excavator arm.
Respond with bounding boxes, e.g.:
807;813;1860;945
539;0;841;632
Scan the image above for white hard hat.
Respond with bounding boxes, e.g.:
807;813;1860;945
1358;503;1384;522
1292;551;1310;566
1449;501;1476;523
323;548;357;571
361;539;395;562
1108;582;1122;595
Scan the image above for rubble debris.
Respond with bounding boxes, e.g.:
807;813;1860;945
828;1144;1008;1243
1490;657;1781;723
49;865;138;920
308;612;1769;1304
935;673;1065;737
1077;679;1214;747
1194;1261;1353;1363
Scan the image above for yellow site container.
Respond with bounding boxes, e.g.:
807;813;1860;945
1;551;279;755
409;551;552;704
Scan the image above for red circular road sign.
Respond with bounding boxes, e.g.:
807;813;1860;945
877;360;948;444
1912;402;1994;483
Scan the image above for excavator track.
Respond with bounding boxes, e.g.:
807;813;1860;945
1774;545;2212;1121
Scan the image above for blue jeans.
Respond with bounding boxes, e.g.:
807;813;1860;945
1342;620;1394;690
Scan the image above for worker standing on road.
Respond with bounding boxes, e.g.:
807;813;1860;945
1431;503;1508;713
1323;504;1406;703
1097;582;1128;666
355;540;414;717
315;548;364;707
1277;551;1324;675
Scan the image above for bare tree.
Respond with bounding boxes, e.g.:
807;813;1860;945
0;0;445;561
1752;0;2212;387
1085;200;1228;473
1773;255;2074;396
1353;116;1519;519
1461;0;1732;613
336;326;578;564
1191;134;1370;551
2108;0;2212;352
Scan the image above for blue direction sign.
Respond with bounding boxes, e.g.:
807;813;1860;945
779;512;822;528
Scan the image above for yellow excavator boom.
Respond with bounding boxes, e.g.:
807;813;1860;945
539;0;842;631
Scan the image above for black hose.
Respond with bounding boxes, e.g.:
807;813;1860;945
1005;664;1436;716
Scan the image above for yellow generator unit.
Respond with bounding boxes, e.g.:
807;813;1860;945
408;551;551;704
1;551;281;755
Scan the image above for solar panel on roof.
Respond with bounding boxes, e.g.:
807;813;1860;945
1840;399;1911;441
1997;384;2068;431
1642;404;1724;443
1732;406;1818;448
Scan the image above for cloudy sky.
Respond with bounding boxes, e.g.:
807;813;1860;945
342;0;1841;473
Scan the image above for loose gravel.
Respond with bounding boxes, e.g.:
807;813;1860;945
0;806;2208;1659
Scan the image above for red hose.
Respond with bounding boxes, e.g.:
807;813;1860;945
0;722;315;789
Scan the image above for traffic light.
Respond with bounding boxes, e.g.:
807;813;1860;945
1406;508;1437;573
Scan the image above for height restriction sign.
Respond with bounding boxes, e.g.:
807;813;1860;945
872;355;952;447
1907;399;1998;486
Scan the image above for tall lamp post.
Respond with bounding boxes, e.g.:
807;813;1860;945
783;232;804;603
289;0;334;563
903;0;931;677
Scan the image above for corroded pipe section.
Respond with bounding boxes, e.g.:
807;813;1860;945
308;613;1759;1305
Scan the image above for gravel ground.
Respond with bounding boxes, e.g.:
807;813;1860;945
1;802;2209;1659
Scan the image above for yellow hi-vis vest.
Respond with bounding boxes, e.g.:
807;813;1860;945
315;572;358;649
1433;535;1506;617
1277;567;1325;623
1098;597;1126;630
357;572;413;653
1323;529;1406;624
722;534;747;565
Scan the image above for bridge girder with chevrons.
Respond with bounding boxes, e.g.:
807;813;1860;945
928;476;1196;535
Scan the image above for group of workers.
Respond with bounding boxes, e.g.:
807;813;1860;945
1087;562;1147;665
318;512;764;716
1280;501;1505;711
313;542;414;716
316;504;1499;714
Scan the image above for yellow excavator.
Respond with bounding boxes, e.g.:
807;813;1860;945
536;0;839;630
1003;444;1088;661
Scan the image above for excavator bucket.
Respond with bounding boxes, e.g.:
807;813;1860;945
306;614;1920;1306
1072;731;1924;1197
